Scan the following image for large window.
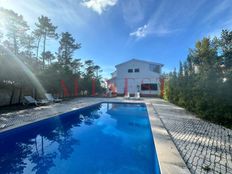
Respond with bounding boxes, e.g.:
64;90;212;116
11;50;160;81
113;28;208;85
128;69;133;73
149;64;161;73
141;83;158;91
134;68;140;72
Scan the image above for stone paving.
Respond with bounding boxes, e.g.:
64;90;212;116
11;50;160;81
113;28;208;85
0;97;144;131
0;97;113;131
152;98;232;174
1;97;231;174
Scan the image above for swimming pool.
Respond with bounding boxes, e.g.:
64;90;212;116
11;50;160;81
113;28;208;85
0;102;160;174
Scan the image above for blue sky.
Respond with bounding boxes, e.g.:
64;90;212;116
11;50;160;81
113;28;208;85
1;0;232;78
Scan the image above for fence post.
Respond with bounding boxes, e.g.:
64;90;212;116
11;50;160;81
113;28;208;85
60;80;70;97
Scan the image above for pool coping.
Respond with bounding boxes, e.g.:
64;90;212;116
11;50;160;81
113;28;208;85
145;102;191;174
0;100;107;134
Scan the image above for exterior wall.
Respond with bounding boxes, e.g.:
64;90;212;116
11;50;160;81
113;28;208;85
110;60;162;96
115;77;160;95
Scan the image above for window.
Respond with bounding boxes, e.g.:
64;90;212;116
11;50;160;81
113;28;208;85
128;69;133;73
149;64;161;73
141;83;158;91
154;66;161;73
134;68;140;72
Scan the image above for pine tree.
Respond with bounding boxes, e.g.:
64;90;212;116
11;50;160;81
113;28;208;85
0;8;29;55
41;51;55;65
34;16;58;69
164;34;232;126
57;32;81;69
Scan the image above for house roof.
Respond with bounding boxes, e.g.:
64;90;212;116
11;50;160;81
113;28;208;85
115;58;164;68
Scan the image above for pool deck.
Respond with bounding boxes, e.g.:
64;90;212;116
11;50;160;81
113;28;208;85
0;97;231;174
152;98;232;174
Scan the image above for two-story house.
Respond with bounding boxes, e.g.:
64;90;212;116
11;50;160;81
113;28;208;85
107;59;164;96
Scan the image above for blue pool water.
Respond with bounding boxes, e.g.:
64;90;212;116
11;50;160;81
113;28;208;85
0;102;160;174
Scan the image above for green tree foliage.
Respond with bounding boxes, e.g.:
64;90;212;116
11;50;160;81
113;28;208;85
0;8;29;55
20;34;36;60
0;8;105;105
164;32;232;127
34;16;58;69
41;51;55;65
78;60;104;94
57;32;81;69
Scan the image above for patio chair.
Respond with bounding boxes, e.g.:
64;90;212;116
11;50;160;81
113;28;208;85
23;96;49;106
124;92;130;99
134;92;140;99
45;93;62;103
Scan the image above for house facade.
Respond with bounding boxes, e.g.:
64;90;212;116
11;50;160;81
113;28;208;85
107;59;164;96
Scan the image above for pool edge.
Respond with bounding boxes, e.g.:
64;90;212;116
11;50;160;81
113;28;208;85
0;97;192;174
145;102;191;174
0;101;103;134
0;100;145;134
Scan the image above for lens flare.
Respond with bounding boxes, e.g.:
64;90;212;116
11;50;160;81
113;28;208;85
0;45;46;96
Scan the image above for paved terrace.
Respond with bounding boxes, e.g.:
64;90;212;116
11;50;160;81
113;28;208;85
152;98;232;174
0;97;118;130
0;97;231;174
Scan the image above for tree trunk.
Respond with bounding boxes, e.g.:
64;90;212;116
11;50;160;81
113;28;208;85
42;33;47;70
36;36;41;60
28;37;32;59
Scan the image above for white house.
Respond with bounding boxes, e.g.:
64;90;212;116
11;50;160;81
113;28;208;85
107;59;164;96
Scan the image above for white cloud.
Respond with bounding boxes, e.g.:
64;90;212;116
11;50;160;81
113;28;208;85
128;0;206;39
130;24;178;39
129;24;148;38
81;0;118;15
